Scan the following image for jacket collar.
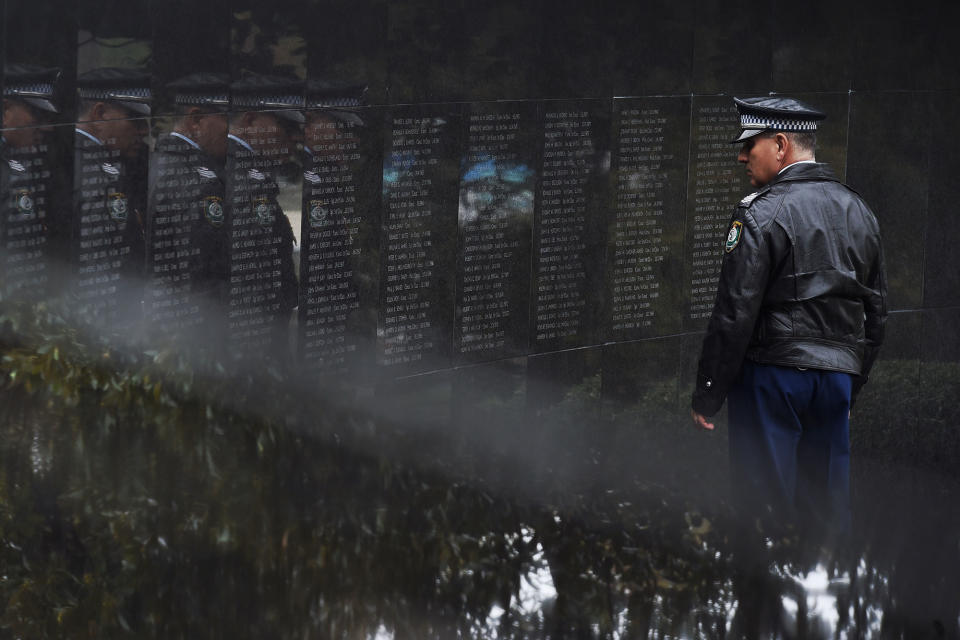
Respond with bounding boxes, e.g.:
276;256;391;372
767;161;838;187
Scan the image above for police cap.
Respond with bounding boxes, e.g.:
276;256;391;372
4;63;61;114
231;73;305;124
77;67;152;116
306;78;367;126
168;72;230;111
731;96;826;144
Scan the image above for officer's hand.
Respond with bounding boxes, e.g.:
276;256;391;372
691;409;714;431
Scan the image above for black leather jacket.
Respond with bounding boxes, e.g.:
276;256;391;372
692;162;887;417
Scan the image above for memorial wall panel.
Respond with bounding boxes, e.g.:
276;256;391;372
847;91;931;311
73;0;151;331
145;121;222;344
224;114;300;363
3;3;76;277
611;0;694;96
682;96;751;330
455;101;535;364
298;106;382;379
223;8;304;363
605;97;689;341
0;118;54;299
378;104;461;374
533;99;609;353
145;1;230;346
923;91;960;308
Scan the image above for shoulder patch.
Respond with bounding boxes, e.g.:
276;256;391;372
739;191;760;207
725;220;743;253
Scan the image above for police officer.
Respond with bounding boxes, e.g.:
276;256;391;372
225;74;301;365
1;63;60;299
73;68;151;330
146;73;229;351
300;79;368;375
690;97;887;534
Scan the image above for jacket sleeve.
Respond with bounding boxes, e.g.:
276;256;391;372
691;208;775;416
851;226;888;406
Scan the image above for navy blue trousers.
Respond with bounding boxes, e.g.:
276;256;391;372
727;361;852;533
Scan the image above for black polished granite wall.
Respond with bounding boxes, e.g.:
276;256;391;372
2;0;958;472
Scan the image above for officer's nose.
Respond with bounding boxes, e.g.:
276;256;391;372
737;144;750;163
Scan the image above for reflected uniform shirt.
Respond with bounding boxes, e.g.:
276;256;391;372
72;129;146;326
146;132;227;343
224;136;298;359
1;139;50;298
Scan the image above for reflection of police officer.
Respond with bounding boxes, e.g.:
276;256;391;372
73;68;151;328
226;75;301;364
691;97;887;536
147;73;229;351
1;64;60;298
300;80;368;374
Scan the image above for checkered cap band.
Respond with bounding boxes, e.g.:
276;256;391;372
740;113;819;132
232;93;305;109
308;96;363;109
175;93;229;107
4;82;55;97
78;86;151;102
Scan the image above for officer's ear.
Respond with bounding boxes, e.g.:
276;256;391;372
89;101;109;122
185;106;204;130
775;132;789;152
774;132;790;160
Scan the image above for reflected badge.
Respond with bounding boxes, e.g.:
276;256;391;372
308;200;329;228
13;189;35;217
107;192;129;223
203;196;224;227
253;196;275;226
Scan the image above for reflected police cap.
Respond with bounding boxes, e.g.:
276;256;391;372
77;67;152;116
168;73;230;111
231;73;305;124
306;78;367;126
731;96;826;144
4;63;61;114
